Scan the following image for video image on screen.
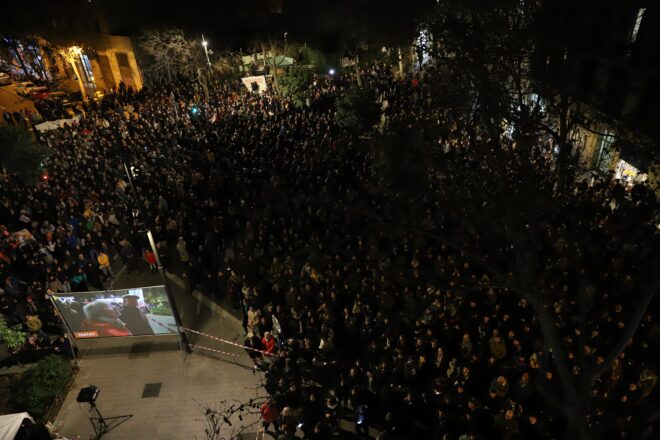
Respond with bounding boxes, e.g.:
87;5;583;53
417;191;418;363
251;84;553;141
52;286;177;339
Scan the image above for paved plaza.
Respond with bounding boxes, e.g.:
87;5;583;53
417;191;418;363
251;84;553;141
53;343;264;440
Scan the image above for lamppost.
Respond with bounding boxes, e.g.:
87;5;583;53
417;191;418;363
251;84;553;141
119;145;191;353
284;32;288;53
201;34;212;69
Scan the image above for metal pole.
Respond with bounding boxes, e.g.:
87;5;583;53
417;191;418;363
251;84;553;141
122;159;191;353
201;35;213;92
202;34;211;68
147;230;187;353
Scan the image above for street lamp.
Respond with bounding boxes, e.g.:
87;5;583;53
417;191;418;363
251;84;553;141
201;34;211;68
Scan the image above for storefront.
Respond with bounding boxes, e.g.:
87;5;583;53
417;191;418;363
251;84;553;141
614;151;650;187
593;130;616;173
615;159;642;184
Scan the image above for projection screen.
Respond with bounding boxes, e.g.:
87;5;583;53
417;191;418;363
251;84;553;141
51;285;177;339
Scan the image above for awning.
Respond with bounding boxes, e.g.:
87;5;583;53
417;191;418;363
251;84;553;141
0;413;33;440
265;55;294;67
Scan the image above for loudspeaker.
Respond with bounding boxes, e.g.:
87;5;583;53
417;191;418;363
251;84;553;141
77;385;99;403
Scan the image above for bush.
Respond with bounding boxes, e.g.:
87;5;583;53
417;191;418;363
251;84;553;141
11;355;72;420
0;317;27;353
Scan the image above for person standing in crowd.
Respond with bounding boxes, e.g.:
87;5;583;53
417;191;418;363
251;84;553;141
12;111;23;126
244;334;264;368
176;236;190;267
144;248;157;272
97;251;113;278
3;112;14;125
260;398;280;433
262;331;276;356
247;305;261;337
25;313;43;334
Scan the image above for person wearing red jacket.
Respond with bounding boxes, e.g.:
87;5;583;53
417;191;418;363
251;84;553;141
262;331;276;356
260;398;280;432
144;249;157;272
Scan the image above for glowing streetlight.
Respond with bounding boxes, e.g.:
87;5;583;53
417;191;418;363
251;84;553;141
201;34;211;69
328;68;336;76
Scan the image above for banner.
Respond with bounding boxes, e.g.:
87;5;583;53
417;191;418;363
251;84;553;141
35;115;81;132
241;75;268;94
341;57;356;67
52;286;177;339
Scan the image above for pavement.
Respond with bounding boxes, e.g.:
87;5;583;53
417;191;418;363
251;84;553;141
52;265;265;440
0;83;35;121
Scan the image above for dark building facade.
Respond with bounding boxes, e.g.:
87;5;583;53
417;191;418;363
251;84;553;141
534;0;659;178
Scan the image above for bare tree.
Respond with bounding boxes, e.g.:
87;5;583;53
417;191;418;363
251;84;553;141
211;50;242;79
139;29;204;85
195;397;266;440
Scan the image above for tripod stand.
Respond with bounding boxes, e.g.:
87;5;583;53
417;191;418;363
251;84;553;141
87;400;132;439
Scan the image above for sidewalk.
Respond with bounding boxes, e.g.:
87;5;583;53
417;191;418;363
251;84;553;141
0;84;35;121
52;346;265;439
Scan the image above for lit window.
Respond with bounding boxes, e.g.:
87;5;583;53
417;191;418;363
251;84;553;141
630;8;646;43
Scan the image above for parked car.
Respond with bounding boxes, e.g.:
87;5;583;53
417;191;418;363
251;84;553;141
28;88;50;100
0;72;11;86
46;91;74;107
15;81;36;96
15;81;47;97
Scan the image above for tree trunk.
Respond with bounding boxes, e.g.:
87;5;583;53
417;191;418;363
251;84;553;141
530;297;595;440
587;275;659;388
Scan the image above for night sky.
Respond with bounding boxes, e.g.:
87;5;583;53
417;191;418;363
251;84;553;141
0;0;433;51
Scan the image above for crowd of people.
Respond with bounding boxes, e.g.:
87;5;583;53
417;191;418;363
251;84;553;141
1;60;658;440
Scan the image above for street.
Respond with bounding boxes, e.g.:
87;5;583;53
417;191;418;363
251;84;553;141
0;83;35;121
